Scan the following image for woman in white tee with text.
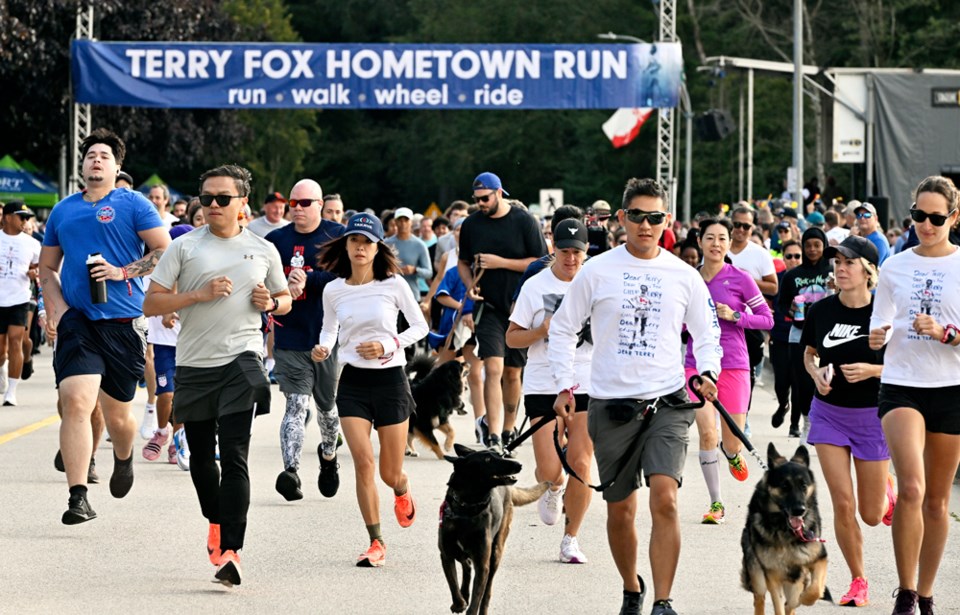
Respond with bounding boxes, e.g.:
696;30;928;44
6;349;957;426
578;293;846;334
869;176;960;615
312;213;428;568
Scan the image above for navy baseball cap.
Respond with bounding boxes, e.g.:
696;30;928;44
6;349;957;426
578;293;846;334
344;212;384;242
472;172;509;196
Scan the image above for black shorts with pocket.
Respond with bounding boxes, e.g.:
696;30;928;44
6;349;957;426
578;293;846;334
337;364;415;427
0;302;30;329
474;303;526;368
174;352;272;423
525;393;590;419
53;309;147;402
878;383;960;435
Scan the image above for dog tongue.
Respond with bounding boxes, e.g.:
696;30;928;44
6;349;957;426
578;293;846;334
789;516;804;531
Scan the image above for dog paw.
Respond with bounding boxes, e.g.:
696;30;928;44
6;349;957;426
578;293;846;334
450;599;467;613
405;450;419;457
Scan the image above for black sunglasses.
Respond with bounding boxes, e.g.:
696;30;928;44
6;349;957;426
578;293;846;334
732;221;753;231
199;194;243;207
910;204;957;227
288;199;317;208
473;192;496;204
784;253;802;260
624;209;667;225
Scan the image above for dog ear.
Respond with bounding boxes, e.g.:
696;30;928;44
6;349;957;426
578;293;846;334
791;445;810;467
767;442;787;468
453;443;474;457
444;455;459;464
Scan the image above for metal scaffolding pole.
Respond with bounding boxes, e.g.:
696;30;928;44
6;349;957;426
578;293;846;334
69;5;94;195
656;0;677;215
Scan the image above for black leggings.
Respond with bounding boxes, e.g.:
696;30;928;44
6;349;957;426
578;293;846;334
788;342;815;431
769;338;792;411
184;410;254;552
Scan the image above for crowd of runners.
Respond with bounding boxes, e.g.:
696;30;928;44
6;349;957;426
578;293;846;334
0;127;957;614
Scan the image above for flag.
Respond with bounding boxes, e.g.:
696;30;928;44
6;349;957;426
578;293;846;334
602;108;654;148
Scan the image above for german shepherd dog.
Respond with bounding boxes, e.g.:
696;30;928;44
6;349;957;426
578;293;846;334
439;444;549;615
405;355;466;458
742;443;831;615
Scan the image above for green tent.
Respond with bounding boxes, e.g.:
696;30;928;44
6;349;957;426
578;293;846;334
0;155;59;207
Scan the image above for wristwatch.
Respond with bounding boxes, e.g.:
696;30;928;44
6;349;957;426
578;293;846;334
700;370;719;384
268;297;280;313
732;311;742;322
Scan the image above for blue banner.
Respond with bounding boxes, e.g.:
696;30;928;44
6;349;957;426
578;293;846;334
72;41;682;110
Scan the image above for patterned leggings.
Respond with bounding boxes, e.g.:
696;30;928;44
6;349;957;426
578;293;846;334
280;393;340;471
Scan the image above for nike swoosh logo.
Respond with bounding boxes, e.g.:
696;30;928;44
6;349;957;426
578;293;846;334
822;334;867;349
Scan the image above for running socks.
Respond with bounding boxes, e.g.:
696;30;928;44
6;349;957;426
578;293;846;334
280;394;310;471
366;523;383;545
699;450;722;504
69;484;88;498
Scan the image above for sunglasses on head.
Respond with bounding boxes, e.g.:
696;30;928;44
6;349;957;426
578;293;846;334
199;194;242;207
784;253;802;260
732;221;752;231
288;199;317;208
910;204;957;227
473;192;496;204
623;209;667;225
856;212;873;220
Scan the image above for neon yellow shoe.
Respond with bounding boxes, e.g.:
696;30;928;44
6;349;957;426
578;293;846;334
701;501;725;524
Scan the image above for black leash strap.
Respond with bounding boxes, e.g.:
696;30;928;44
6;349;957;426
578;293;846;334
687;375;768;471
504;414;553;452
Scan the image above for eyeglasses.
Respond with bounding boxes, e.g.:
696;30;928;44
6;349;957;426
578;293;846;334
856;212;873;220
732;222;753;231
199;194;243;207
784;254;802;260
623;209;667;225
288;199;317;208
910;204;957;227
473;192;496;204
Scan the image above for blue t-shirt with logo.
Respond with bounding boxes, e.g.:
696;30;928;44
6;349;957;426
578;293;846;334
43;188;164;320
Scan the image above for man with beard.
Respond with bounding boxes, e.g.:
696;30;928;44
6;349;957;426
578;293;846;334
458;172;547;453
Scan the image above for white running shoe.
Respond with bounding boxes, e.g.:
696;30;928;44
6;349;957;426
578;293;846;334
140;405;158;440
0;363;7;395
538;487;564;526
560;534;588;564
174;427;190;471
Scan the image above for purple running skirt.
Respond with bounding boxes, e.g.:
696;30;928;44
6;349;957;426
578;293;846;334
808;397;890;461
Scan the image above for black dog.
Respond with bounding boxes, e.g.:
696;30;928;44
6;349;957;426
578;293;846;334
741;443;831;615
405;355;465;458
439;444;549;615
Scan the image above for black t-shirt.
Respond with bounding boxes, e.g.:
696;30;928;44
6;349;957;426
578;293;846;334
799;294;883;408
458;206;547;313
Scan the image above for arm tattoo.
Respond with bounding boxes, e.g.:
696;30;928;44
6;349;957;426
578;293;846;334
125;249;165;278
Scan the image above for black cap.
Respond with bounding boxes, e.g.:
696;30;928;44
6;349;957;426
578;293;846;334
824;235;879;266
553;219;588;251
117;171;134;185
781;208;799;218
3;201;34;217
264;191;285;205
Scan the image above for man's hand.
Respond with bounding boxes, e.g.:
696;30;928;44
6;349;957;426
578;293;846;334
287;269;306;299
540;315;553;338
402;264;416;276
162;312;179;329
251;283;273;311
913;314;944;340
553;391;575;420
88;259;126;282
869;325;891;350
356;341;386;360
198;276;232;303
693;377;718;402
45;307;65;342
476;253;503;270
462;313;475;332
466;285;484;301
312;345;330;362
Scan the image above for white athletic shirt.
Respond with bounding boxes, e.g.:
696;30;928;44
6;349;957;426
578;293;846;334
510;267;592;395
728;240;775;282
870;247;960;387
319;274;428;369
246;216;289;238
0;231;41;306
549;246;722;400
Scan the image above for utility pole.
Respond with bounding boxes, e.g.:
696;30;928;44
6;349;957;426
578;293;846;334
791;0;803;206
69;5;94;195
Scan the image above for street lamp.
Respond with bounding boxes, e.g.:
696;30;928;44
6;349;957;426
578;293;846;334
597;32;693;222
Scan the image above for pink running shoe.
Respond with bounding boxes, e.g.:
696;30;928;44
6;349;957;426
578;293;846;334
142;430;169;461
168;443;178;465
839;576;869;607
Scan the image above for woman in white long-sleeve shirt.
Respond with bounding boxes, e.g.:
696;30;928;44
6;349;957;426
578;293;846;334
312;213;428;568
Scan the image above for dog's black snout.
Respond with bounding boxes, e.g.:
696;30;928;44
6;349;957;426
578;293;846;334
789;506;807;517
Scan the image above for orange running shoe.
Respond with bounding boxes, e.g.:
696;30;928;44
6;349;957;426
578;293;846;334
727;453;749;482
356;539;386;567
883;474;897;527
207;524;222;566
395;490;416;528
839;576;869;607
701;501;725;524
214;550;242;586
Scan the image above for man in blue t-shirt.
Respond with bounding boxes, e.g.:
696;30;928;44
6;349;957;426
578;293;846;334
854;202;890;265
265;179;345;502
39;128;169;525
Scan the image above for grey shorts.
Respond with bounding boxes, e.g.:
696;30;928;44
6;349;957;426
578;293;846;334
588;391;695;503
273;346;339;412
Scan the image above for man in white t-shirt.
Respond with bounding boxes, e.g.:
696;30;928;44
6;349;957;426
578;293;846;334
148;184;181;229
247;192;290;238
727;206;777;295
0;201;41;405
824;210;850;246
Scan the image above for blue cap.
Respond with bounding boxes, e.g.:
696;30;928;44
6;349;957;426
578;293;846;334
806;211;825;225
472;172;509;196
344;212;384;243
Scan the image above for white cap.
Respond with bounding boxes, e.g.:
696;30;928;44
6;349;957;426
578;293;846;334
394;207;414;219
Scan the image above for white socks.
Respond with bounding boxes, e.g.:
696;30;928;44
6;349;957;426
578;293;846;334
699;449;722;504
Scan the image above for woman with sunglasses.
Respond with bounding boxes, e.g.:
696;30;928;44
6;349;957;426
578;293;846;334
685;218;773;524
800;235;894;607
312;213;428;568
869;176;960;615
506;219;593;564
769;240;801;426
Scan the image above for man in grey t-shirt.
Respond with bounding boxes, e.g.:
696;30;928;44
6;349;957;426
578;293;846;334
144;165;290;588
385;207;432;301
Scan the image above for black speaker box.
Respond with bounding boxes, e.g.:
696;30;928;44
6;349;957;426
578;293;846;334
865;196;891;229
695;109;736;141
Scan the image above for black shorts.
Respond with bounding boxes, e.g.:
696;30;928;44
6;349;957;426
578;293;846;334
337;364;415;427
174;352;271;423
0;303;30;329
475;303;526;368
53;309;147;403
525;393;590;418
878;383;960;435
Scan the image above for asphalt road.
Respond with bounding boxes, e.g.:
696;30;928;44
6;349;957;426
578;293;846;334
1;354;958;614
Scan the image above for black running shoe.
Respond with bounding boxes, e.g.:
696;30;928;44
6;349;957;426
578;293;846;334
109;453;134;498
54;449;65;473
21;360;33;381
788;427;801;438
62;493;97;525
771;404;788;429
619;575;647;615
318;455;340;498
501;429;518;458
275;468;304;501
88;457;99;484
651;599;677;615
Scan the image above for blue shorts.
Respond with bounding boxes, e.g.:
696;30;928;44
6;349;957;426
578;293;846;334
153;344;177;395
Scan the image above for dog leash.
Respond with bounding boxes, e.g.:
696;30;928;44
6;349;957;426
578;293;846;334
504;414;554;453
687;375;768;471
